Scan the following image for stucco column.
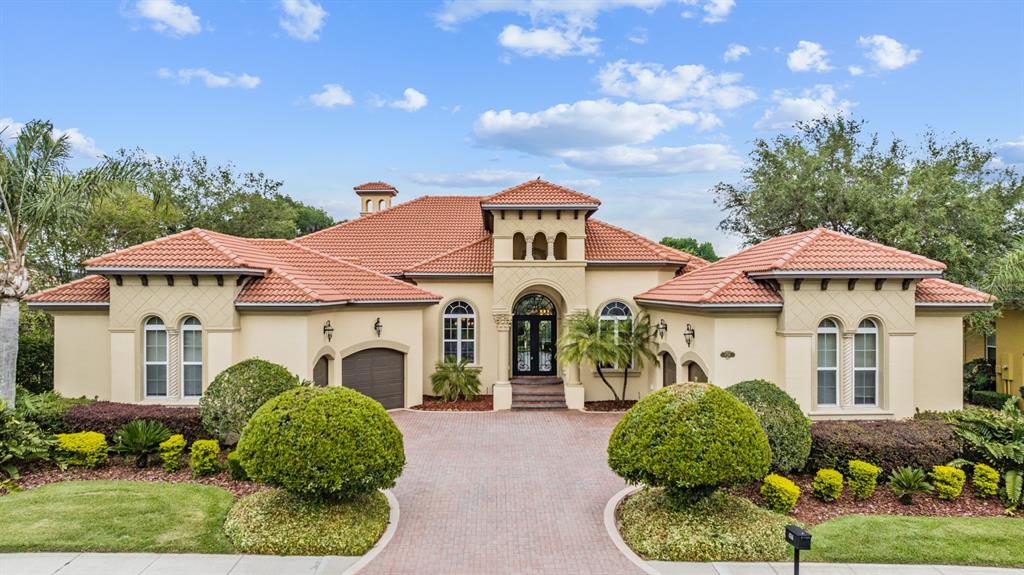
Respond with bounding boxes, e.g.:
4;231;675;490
493;313;512;410
841;332;855;407
564;361;585;410
167;327;180;398
547;237;556;261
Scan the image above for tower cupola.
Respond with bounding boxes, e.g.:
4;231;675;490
354;181;398;216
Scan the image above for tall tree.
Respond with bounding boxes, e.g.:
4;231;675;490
660;237;720;261
714;115;1024;286
0;120;136;404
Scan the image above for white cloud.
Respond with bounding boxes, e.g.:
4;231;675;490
561;178;602;189
410;169;538;188
787;40;832;72
628;26;648;45
723;43;750;62
559;144;743;175
994;137;1024;165
309;84;353;108
498;24;599;57
858;34;921;71
279;0;327;41
390;88;429;112
597;60;757;109
158;68;261;89
135;0;200;36
0;118;105;159
754;85;855;130
848;65;864;76
700;0;734;23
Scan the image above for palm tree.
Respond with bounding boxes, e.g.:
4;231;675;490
0;120;136;404
557;310;622;400
986;242;1024;308
430;359;482;402
616;312;659;400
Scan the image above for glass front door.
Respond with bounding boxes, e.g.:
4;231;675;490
512;294;557;377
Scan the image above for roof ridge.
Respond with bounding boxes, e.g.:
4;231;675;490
296;195;457;243
484;178;601;205
700;269;745;302
768;228;823;270
192;228;255;268
818;228;947;270
283;239;442;298
405;236;492;271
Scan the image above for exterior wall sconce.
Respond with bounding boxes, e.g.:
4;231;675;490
374;317;383;338
683;324;696;347
656;319;668;339
323;320;334;342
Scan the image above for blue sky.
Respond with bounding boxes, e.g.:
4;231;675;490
2;0;1022;254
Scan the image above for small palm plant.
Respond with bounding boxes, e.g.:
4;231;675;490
557;310;622;400
615;312;659;400
430;360;482;402
113;420;173;468
889;466;933;505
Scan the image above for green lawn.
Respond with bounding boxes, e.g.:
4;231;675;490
803;515;1024;568
0;480;235;553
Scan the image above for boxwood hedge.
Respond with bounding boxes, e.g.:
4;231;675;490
726;379;811;473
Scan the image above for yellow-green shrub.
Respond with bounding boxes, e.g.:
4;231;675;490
812;468;843;502
931;465;966;500
189;439;220;478
56;431;108;468
847;460;881;500
227;450;248;481
760;474;800;513
972;463;999;498
159;434;186;472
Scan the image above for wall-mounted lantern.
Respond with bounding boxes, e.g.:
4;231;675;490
374;317;383;338
683;323;696;347
655;319;668;339
323;320;334;342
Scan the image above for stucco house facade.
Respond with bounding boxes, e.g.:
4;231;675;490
28;179;993;418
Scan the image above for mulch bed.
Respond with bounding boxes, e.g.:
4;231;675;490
732;473;1010;526
15;456;264;499
411;395;493;411
585;400;637;412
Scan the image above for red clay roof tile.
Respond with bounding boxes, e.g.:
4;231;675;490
405;237;494;275
585;220;706;267
915;278;994;304
26;275;110;304
354;181;398;193
482;179;601;206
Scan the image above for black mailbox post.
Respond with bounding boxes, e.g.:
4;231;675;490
785;524;811;575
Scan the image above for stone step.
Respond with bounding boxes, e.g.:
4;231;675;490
511;384;564;397
510;376;563;385
511;401;568;410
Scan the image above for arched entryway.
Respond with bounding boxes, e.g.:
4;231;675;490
512;293;557;376
684;361;708;383
312;354;331;387
661;352;676;387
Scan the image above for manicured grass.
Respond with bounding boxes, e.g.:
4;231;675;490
224;488;390;556
0;480;235;553
803;515;1024;568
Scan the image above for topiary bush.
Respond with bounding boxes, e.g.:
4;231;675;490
931;465;966;500
760;474;800;513
189;439;220;478
227;450;248;481
812;469;843;502
607;383;771;503
56;431;108;469
808;419;957;474
847;460;881;500
973;463;1000;498
236;387;405;500
200;359;301;444
726;379;811;473
159;434;186;472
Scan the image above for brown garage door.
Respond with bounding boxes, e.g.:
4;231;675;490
342;348;405;409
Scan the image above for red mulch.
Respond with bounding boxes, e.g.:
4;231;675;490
585;400;637;412
732;473;1010;526
14;455;264;499
411;395;493;411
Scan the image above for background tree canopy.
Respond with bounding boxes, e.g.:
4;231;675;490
713;115;1024;287
660;237;720;262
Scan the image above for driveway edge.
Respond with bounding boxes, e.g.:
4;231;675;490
604;486;661;575
339;489;400;575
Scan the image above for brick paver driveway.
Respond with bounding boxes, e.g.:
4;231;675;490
361;410;644;575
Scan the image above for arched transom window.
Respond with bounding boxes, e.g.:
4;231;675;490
600;301;633;368
854;319;879;406
816;319;838;406
181;317;203;397
144;317;168;397
443;300;476;363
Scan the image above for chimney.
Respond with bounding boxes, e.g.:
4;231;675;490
354;181;399;217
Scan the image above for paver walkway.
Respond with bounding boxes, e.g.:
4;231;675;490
360;409;643;575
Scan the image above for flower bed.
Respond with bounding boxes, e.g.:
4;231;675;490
412;395;493;411
584;399;637;412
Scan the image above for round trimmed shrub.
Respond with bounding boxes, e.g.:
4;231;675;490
726;379;811;473
200;359;300;444
236;387;405;499
607;382;771;502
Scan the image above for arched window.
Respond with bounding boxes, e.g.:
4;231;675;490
816;319;838;406
443;300;476;363
379;199;386;211
366;199;373;212
854;319;878;406
512;232;526;260
144;317;168;397
532;232;548;260
600;301;633;368
181;317;202;397
554;232;567;260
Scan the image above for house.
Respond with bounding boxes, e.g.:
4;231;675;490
965;309;1024;396
27;179;994;418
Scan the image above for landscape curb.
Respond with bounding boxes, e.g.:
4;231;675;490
604;485;661;575
340;489;399;575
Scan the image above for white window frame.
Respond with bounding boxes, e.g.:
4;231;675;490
985;331;997;364
599;301;633;369
144;317;168;398
443;300;476;364
181;317;203;397
854;319;879;406
816;318;839;407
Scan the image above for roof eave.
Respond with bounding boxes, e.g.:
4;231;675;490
480;203;600;210
26;301;110;310
747;270;943;280
87;266;267;276
915;302;994;310
634;298;784;311
235;298;440;310
403;272;493;278
586;260;689;266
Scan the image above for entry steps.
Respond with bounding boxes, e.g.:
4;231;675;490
510;377;567;410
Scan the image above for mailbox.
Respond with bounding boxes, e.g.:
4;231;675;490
785;525;812;550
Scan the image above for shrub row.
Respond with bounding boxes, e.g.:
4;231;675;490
969;390;1015;410
64;402;207;442
808;419;957;474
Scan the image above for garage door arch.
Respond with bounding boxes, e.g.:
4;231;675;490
341;347;406;409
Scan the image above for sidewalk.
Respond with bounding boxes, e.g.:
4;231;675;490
0;553;359;575
649;561;1022;575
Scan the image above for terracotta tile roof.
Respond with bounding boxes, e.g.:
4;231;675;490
295;196;490;275
405;237;494;275
482;179;601;206
354;181;398;194
26;275;110;305
84;228;275;271
915;278;994;305
585;220;707;267
739;228;946;274
636;260;783;306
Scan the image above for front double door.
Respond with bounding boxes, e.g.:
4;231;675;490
513;315;557;376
